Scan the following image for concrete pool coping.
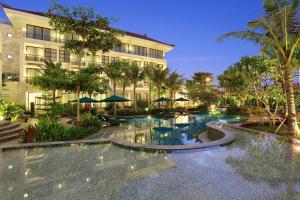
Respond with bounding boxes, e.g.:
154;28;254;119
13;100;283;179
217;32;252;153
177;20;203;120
0;121;236;152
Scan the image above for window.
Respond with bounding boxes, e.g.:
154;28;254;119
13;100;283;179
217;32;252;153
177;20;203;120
149;48;163;59
26;46;43;62
62;33;79;42
59;50;70;63
26;68;42;80
110;57;119;63
44;48;57;62
7;33;13;38
121;43;130;53
86;54;100;65
133;45;147;56
101;55;109;65
7;54;12;59
26;24;57;42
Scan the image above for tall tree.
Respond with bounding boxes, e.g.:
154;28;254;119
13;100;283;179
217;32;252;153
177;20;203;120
144;63;156;108
192;72;213;85
30;60;69;104
48;2;121;124
152;65;169;99
219;0;300;136
67;64;107;99
118;60;131;101
127;62;145;111
164;71;184;107
104;60;124;95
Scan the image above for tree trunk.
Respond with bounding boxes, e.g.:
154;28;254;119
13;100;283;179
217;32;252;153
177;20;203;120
158;86;161;109
148;81;152;108
113;80;116;95
53;89;56;104
76;85;80;124
133;84;137;111
284;60;300;136
76;56;82;126
122;83;126;108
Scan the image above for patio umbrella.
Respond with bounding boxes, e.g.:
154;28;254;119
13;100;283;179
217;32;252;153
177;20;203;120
174;97;189;102
98;95;130;118
153;97;172;103
69;97;99;103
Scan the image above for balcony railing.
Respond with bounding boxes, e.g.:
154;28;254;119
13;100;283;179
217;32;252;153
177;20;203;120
25;54;43;62
70;59;85;66
86;61;101;66
26;32;58;42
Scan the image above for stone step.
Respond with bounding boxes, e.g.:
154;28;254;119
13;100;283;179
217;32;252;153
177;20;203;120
0;123;19;132
0;127;23;138
0;133;20;143
0;121;10;127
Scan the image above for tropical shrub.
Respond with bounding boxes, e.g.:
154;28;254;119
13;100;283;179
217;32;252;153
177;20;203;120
35;118;67;142
79;113;102;127
48;103;65;118
35;117;99;142
0;100;25;121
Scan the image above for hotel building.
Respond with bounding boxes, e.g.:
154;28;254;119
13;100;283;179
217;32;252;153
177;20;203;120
0;3;174;110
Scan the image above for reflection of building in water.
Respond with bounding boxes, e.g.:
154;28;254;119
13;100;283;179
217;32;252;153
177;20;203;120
0;144;174;199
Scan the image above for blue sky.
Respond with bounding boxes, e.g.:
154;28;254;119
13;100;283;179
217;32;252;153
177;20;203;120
0;0;264;79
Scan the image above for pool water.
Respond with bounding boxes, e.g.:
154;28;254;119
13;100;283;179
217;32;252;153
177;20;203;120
109;113;242;145
1;125;300;199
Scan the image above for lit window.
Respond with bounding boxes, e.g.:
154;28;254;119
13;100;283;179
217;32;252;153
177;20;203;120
7;54;12;59
7;33;13;38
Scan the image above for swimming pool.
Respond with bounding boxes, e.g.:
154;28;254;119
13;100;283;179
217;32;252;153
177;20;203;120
1;124;300;199
100;113;242;146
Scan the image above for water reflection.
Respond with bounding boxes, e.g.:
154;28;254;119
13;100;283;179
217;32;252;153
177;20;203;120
0;144;174;200
225;127;300;199
107;114;226;145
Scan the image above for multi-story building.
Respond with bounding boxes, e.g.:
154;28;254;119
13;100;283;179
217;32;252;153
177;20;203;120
0;3;174;110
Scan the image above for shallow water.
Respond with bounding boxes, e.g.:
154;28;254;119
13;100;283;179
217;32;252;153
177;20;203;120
103;114;240;145
1;125;300;200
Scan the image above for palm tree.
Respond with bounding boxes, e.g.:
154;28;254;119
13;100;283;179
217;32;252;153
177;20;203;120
104;60;123;95
152;65;169;99
118;60;131;99
127;62;145;111
165;71;184;107
219;0;300;136
30;60;69;104
144;63;156;108
152;65;169;109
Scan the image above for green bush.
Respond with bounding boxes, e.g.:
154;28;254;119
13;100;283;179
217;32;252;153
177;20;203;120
35;117;99;142
226;106;250;116
48;103;65;118
62;103;83;116
0;100;25;121
35;118;67;142
80;113;102;127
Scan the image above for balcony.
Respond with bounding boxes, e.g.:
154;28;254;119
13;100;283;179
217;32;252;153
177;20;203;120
86;61;101;66
70;59;85;66
26;32;58;42
25;54;43;62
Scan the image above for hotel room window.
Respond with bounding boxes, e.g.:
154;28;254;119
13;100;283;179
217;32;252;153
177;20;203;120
44;48;57;62
102;55;109;65
59;50;70;63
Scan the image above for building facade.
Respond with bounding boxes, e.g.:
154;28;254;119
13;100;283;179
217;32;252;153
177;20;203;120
0;3;174;110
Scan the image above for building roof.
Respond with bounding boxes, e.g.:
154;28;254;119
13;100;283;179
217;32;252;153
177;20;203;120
0;2;175;47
